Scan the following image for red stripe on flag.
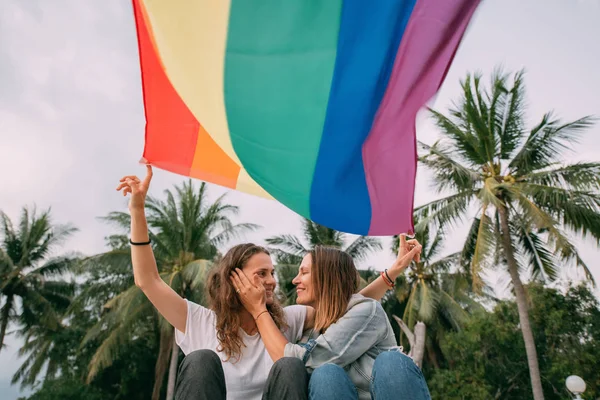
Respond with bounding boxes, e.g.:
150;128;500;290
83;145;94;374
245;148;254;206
132;0;198;176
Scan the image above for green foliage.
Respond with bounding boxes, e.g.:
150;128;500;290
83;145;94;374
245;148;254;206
0;206;78;385
427;284;600;400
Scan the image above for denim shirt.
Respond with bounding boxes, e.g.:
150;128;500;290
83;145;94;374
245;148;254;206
284;294;399;399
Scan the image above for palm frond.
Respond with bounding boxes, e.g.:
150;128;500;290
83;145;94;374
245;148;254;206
509;115;596;175
429;108;486;166
496;69;526;160
416;280;438;323
344;236;382;262
522;184;600;241
211;222;260;248
98;211;131;231
418;141;481;193
414;191;475;232
470;207;495;291
510;218;558;282
265;234;308;263
526;162;600;191
31;255;78;278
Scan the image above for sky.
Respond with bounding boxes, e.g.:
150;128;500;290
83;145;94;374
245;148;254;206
1;0;599;398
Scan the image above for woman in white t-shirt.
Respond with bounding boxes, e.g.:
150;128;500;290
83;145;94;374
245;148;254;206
117;166;312;400
175;243;311;400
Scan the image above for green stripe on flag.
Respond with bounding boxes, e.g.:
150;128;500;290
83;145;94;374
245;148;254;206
224;0;342;217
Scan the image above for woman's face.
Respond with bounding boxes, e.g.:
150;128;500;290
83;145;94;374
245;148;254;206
242;252;276;305
292;254;316;307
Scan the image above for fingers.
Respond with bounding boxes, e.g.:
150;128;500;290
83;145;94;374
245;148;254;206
252;273;262;287
407;244;422;261
231;276;241;293
234;268;254;288
231;271;245;292
119;175;141;183
399;234;407;250
142;164;153;187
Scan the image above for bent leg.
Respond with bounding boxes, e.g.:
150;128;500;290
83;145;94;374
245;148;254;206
175;349;226;400
370;351;431;400
262;357;308;400
309;364;358;400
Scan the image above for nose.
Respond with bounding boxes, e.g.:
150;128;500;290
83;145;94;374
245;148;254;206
265;274;276;287
292;273;301;286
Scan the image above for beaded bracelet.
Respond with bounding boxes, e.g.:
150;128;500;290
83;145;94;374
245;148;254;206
380;270;395;288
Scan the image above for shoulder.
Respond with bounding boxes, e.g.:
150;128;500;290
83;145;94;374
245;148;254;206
284;305;307;324
284;305;306;317
186;299;215;323
346;294;386;319
283;305;308;342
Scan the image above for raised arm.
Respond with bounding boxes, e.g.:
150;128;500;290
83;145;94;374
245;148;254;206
117;165;187;333
359;235;422;301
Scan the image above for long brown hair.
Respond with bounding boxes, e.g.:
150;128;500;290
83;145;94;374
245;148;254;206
310;245;360;333
206;243;287;361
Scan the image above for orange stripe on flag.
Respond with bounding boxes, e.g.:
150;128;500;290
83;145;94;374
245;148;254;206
190;125;240;189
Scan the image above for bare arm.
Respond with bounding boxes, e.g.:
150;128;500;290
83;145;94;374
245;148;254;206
118;166;187;333
359;235;422;301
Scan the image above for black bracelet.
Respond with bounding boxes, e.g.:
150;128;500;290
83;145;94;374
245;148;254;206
384;269;395;286
130;238;151;246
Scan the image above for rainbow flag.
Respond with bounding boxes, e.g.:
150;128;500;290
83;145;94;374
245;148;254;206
132;0;480;236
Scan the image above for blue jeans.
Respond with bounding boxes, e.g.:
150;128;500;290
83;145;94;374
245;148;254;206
308;351;431;400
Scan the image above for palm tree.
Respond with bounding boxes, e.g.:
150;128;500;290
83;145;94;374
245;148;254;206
81;180;258;400
267;218;382;303
416;69;599;400
0;207;77;354
387;215;489;369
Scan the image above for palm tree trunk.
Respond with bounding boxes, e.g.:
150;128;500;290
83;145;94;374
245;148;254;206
0;296;13;354
152;328;172;400
427;345;440;369
392;316;415;353
498;206;545;400
413;322;426;368
166;334;180;400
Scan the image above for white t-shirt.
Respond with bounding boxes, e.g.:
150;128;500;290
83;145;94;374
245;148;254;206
175;301;306;400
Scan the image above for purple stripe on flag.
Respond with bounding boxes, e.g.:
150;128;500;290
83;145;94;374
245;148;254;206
362;0;480;236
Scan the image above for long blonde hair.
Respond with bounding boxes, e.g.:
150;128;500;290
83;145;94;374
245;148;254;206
206;243;287;361
309;246;359;333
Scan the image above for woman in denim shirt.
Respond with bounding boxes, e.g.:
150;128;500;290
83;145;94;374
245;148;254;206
232;243;431;400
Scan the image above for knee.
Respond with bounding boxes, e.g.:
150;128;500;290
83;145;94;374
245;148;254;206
309;364;354;398
374;351;421;380
310;363;345;384
272;357;306;375
180;349;221;370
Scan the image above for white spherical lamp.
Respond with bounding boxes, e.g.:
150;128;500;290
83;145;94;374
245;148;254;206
565;375;586;395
